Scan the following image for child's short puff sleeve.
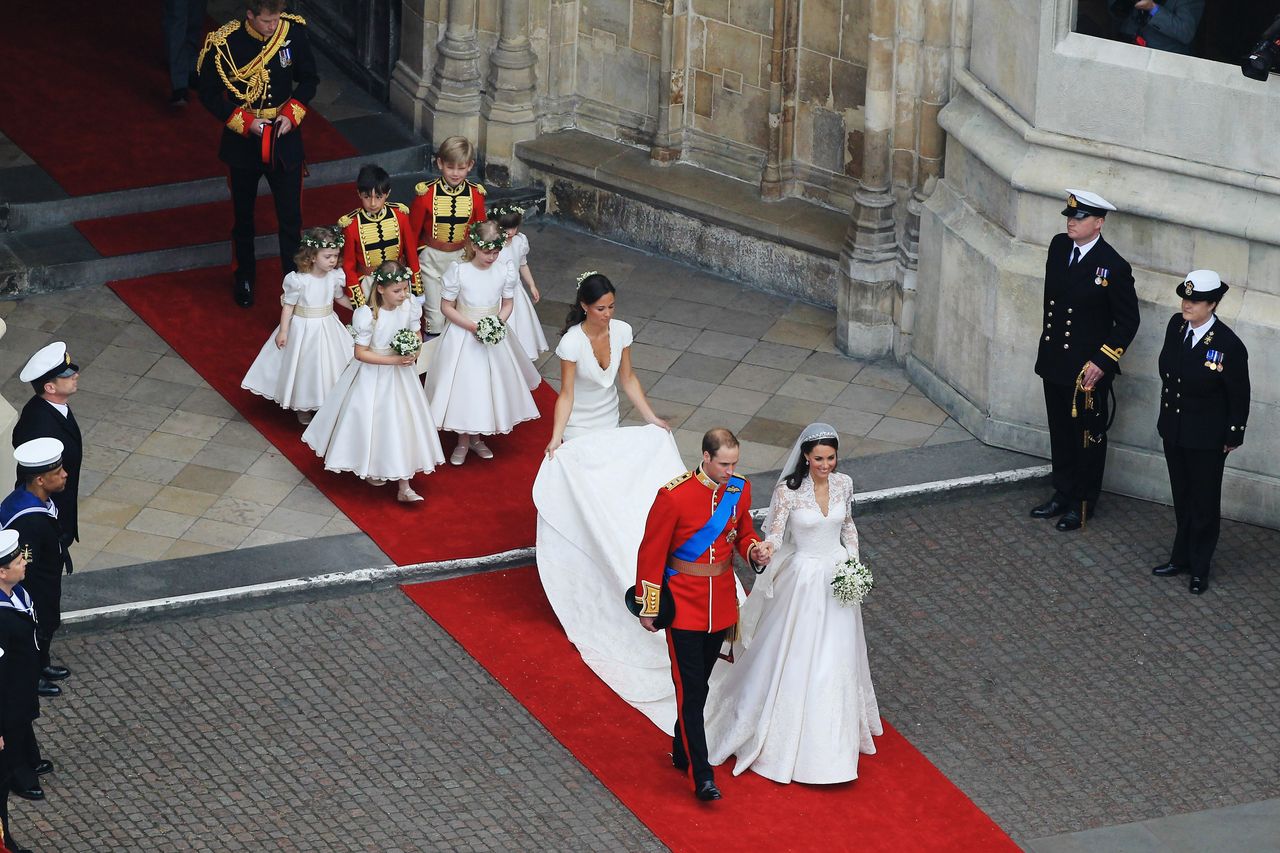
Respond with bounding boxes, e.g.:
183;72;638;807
329;270;346;301
281;272;305;306
441;262;463;301
501;261;517;299
351;306;374;346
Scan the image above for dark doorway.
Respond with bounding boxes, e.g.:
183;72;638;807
299;0;400;102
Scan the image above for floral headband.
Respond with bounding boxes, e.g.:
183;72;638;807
371;266;412;284
489;201;526;219
468;222;506;251
575;270;600;286
301;229;345;250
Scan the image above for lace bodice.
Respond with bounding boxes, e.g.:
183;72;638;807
764;472;858;559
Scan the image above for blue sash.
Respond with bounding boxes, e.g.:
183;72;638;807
672;475;746;564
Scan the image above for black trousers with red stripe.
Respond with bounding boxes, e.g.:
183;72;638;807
668;627;728;787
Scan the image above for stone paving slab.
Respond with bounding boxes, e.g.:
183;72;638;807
1025;798;1280;853
26;480;1280;850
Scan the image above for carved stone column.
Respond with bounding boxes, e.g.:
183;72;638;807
482;0;539;185
651;0;688;163
837;0;898;358
390;0;445;135
760;0;798;198
424;0;484;147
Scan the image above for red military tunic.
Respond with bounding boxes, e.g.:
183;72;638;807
408;178;487;249
635;467;763;633
338;202;422;307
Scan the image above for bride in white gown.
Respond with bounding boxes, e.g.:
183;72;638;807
532;273;688;729
705;422;882;783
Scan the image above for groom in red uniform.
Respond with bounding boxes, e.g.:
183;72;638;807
633;428;771;801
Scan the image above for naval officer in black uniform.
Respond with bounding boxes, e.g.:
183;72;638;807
197;0;319;308
1031;189;1141;531
1151;270;1250;595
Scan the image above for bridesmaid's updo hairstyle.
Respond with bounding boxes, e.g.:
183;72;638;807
783;435;839;490
560;271;616;336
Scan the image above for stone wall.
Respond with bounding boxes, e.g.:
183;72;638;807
911;0;1280;527
392;0;873;204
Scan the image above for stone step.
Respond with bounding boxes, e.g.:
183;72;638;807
0;180;547;298
3;133;432;232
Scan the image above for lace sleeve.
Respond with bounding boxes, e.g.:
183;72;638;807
838;474;860;560
765;483;793;548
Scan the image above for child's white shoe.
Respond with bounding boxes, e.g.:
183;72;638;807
469;438;493;459
450;445;468;466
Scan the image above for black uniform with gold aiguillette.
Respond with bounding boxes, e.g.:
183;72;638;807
1034;232;1139;525
197;13;318;304
1155;310;1249;590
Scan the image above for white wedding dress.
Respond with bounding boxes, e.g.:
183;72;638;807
705;472;882;784
533;318;695;730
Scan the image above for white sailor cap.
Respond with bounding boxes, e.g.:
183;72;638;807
1177;269;1229;302
0;530;20;565
14;437;64;475
1062;189;1117;219
18;341;79;384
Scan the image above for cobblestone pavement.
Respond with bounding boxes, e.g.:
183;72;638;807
27;590;666;853
26;481;1279;850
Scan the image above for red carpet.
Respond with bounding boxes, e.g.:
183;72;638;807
76;183;358;257
109;262;555;566
0;1;357;196
404;568;1020;853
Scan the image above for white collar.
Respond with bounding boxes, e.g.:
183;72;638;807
1187;314;1216;347
1069;234;1101;263
46;400;69;417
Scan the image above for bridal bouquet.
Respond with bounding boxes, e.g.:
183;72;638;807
390;328;421;356
475;316;506;346
831;557;873;607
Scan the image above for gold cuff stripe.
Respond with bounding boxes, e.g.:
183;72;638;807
639;580;662;617
1100;345;1124;362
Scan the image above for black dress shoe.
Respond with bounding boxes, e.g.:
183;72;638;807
671;754;688;773
1189;577;1208;595
1030;497;1068;519
1055;510;1084;531
234;280;255;308
1152;562;1185;577
10;785;44;801
37;679;61;697
694;780;722;801
41;664;70;681
32;760;54;776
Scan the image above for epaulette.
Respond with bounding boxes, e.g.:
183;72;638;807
663;471;692;491
196;19;240;70
337;208;360;228
414;181;431;196
471;180;487;196
390;202;409;214
282;12;307;25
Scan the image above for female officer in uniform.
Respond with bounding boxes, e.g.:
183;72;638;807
1151;270;1251;595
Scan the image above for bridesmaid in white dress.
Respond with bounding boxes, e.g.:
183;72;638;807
491;203;548;360
706;423;882;784
534;272;696;729
302;261;445;503
423;220;541;465
241;227;354;424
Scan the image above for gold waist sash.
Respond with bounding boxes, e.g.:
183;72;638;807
292;304;333;318
459;303;500;321
248;105;282;119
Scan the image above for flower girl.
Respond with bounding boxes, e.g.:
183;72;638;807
423;220;541;465
491;203;548;360
241;226;354;424
302;260;445;502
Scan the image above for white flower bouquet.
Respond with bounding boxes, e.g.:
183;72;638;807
390;328;421;356
475;316;506;346
831;557;873;607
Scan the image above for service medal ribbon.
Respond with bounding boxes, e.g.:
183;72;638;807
1205;349;1224;372
280;47;292;67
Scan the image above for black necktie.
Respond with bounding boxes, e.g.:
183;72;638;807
1069;246;1080;269
1183;328;1194;351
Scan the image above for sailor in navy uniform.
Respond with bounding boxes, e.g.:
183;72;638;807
197;3;319;308
12;342;83;567
1;439;71;697
1030;189;1140;531
1151;270;1250;595
0;529;51;813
